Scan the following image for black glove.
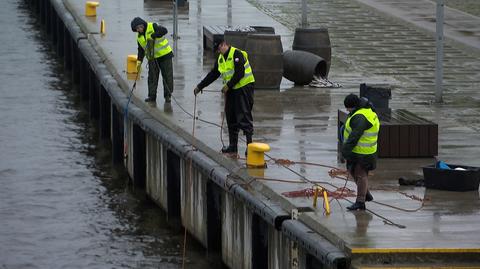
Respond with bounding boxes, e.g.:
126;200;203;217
221;85;229;94
194;86;202;96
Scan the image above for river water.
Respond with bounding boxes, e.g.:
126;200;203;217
0;1;211;268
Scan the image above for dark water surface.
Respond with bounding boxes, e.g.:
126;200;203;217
0;1;209;268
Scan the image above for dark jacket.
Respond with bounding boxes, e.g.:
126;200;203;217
341;104;377;172
197;47;245;90
132;18;173;62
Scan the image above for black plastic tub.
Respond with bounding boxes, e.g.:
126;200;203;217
423;164;480;191
360;83;391;111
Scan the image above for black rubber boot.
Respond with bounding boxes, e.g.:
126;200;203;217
365;191;374;202
145;96;156;102
221;145;237;154
222;132;238;154
347;201;366;211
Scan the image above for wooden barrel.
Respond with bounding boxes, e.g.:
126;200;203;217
224;30;250;51
245;34;283;90
282;50;327;85
292;28;331;78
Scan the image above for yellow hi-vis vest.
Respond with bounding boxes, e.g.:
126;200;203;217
343;108;380;155
137;22;172;60
217;47;255;90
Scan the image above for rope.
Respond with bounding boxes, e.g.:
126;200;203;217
145;51;414;227
373;200;425;213
220;109;225;148
123;61;142;159
269;158;339;170
181;94;198;269
148;57;222;129
146;55;199;268
248;176;342;189
263;156;425;214
191;95;197;147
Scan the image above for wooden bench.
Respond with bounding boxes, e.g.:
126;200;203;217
338;109;438;158
203;25;275;52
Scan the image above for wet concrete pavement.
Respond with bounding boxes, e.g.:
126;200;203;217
355;0;480;51
63;0;480;264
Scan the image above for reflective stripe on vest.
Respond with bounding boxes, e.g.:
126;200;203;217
343;108;380;155
137;23;172;60
217;47;255;89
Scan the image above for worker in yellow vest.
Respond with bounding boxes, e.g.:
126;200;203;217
194;38;255;156
131;17;174;103
342;94;380;210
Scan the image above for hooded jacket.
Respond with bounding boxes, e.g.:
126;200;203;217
131;17;173;62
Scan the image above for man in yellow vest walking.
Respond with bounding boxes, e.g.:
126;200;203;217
131;17;174;103
342;94;380;210
194;38;255;155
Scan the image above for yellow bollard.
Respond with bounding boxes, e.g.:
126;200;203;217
100;19;105;34
126;55;138;74
246;142;270;167
85;1;99;17
323;190;331;214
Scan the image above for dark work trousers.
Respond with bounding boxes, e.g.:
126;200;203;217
351;162;368;203
225;83;254;138
148;57;174;99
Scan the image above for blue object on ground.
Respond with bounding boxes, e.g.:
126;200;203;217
436;161;451;170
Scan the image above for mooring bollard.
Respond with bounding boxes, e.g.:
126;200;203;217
85;1;99;17
247;142;270;167
126;55;138;74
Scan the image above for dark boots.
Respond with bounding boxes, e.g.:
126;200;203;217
222;132;238;154
347;201;366;211
145;96;156;102
347;191;372;211
222;132;252;156
221;145;237;154
347;191;371;211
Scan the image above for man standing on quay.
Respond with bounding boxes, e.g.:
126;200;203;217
342;94;379;210
194;38;255;156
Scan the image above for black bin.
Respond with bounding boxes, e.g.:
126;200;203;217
360;83;392;111
423;164;480;191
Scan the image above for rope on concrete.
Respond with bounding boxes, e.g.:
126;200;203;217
147;56;415;227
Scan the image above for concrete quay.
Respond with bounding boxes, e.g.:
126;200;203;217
30;0;480;267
